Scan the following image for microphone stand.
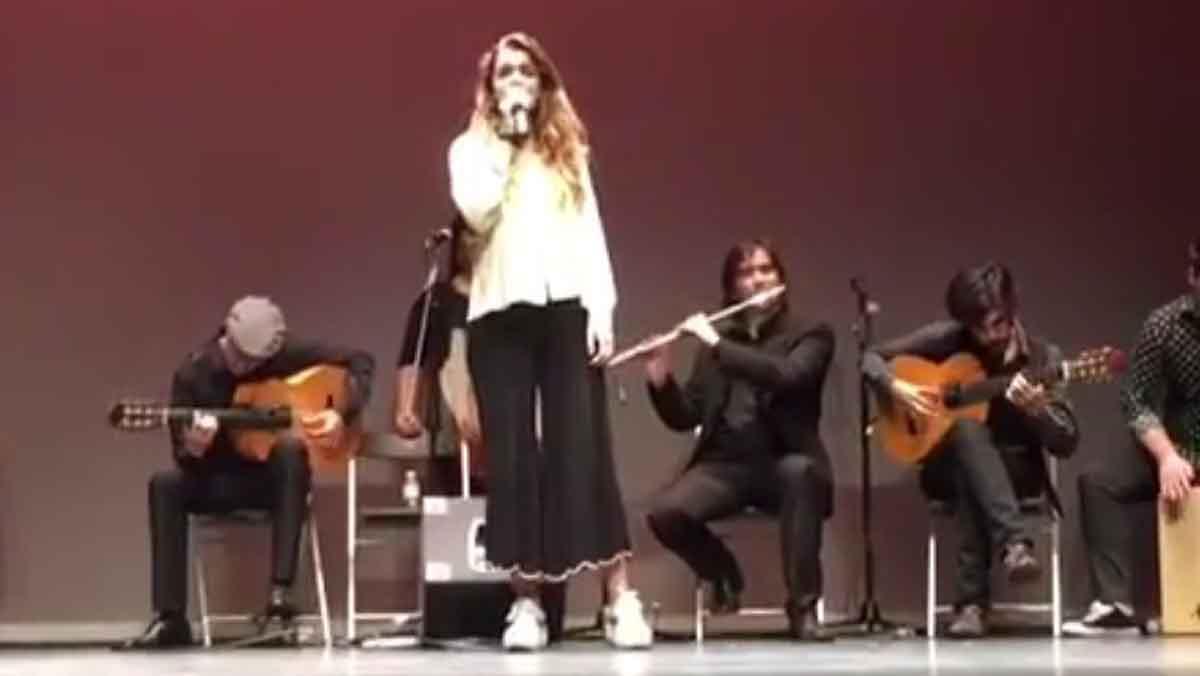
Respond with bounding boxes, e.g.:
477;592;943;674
826;278;908;637
407;237;467;494
352;240;444;648
411;245;442;376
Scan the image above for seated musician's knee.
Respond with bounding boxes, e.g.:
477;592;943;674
1077;468;1116;500
945;418;991;448
268;435;310;476
149;469;184;499
776;455;818;486
646;502;694;546
1077;470;1095;493
777;455;832;518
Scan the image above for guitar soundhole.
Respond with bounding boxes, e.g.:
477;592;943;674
905;413;919;436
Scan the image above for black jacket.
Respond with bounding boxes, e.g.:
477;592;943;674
647;309;836;515
862;319;1079;511
169;334;376;472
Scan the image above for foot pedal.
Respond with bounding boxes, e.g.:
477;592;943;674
223;613;305;648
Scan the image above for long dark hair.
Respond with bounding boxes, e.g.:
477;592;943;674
944;262;1017;326
720;238;789;306
470;32;589;207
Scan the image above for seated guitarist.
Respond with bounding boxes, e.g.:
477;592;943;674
862;262;1078;638
120;295;374;649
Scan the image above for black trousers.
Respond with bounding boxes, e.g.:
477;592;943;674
920;420;1039;608
468;300;630;579
646;454;829;607
1077;438;1158;607
148;438;311;615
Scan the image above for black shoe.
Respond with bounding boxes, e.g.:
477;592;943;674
1062;600;1143;637
708;578;743;616
262;597;298;622
946;604;987;639
786;601;832;642
1002;541;1042;583
116;614;192;650
250;595;299;642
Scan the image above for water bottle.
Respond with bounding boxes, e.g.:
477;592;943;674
402;469;421;509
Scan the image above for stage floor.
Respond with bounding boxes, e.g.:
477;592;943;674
1;638;1199;676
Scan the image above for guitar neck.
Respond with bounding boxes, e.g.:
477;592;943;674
947;362;1066;408
160;407;293;429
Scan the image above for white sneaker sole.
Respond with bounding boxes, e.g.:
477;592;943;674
502;625;547;651
606;624;653;649
503;637;547;651
1061;621;1142;637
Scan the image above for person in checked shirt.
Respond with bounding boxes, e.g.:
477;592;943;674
1064;237;1200;636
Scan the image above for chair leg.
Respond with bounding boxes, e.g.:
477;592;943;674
346;456;357;644
460;441;471;499
191;519;213;648
1051;517;1062;638
309;514;332;649
1047;456;1063;638
694;579;705;645
926;527;937;640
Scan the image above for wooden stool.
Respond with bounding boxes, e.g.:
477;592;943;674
1158;488;1200;633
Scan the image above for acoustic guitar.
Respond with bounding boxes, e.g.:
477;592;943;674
875;346;1126;465
108;364;363;475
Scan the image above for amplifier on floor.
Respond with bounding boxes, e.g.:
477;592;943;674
420;496;513;641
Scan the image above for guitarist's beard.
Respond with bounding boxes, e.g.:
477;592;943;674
981;338;1009;360
978;319;1028;366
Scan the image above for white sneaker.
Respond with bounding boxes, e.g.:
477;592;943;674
502;597;548;651
604;590;653;649
1062;600;1141;637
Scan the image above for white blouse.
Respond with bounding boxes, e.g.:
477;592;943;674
448;124;617;340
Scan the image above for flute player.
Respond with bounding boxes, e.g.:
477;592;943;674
634;238;836;642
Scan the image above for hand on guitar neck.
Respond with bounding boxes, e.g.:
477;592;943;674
181;413;219;458
1004;372;1052;415
179;409;345;457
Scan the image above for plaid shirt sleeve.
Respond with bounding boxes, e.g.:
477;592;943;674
1120;313;1170;436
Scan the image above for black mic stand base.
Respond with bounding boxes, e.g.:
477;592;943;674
823;601;913;638
826;281;914;640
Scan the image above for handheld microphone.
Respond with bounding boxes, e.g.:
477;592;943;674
510;104;530;137
424;228;452;251
499;89;533;139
